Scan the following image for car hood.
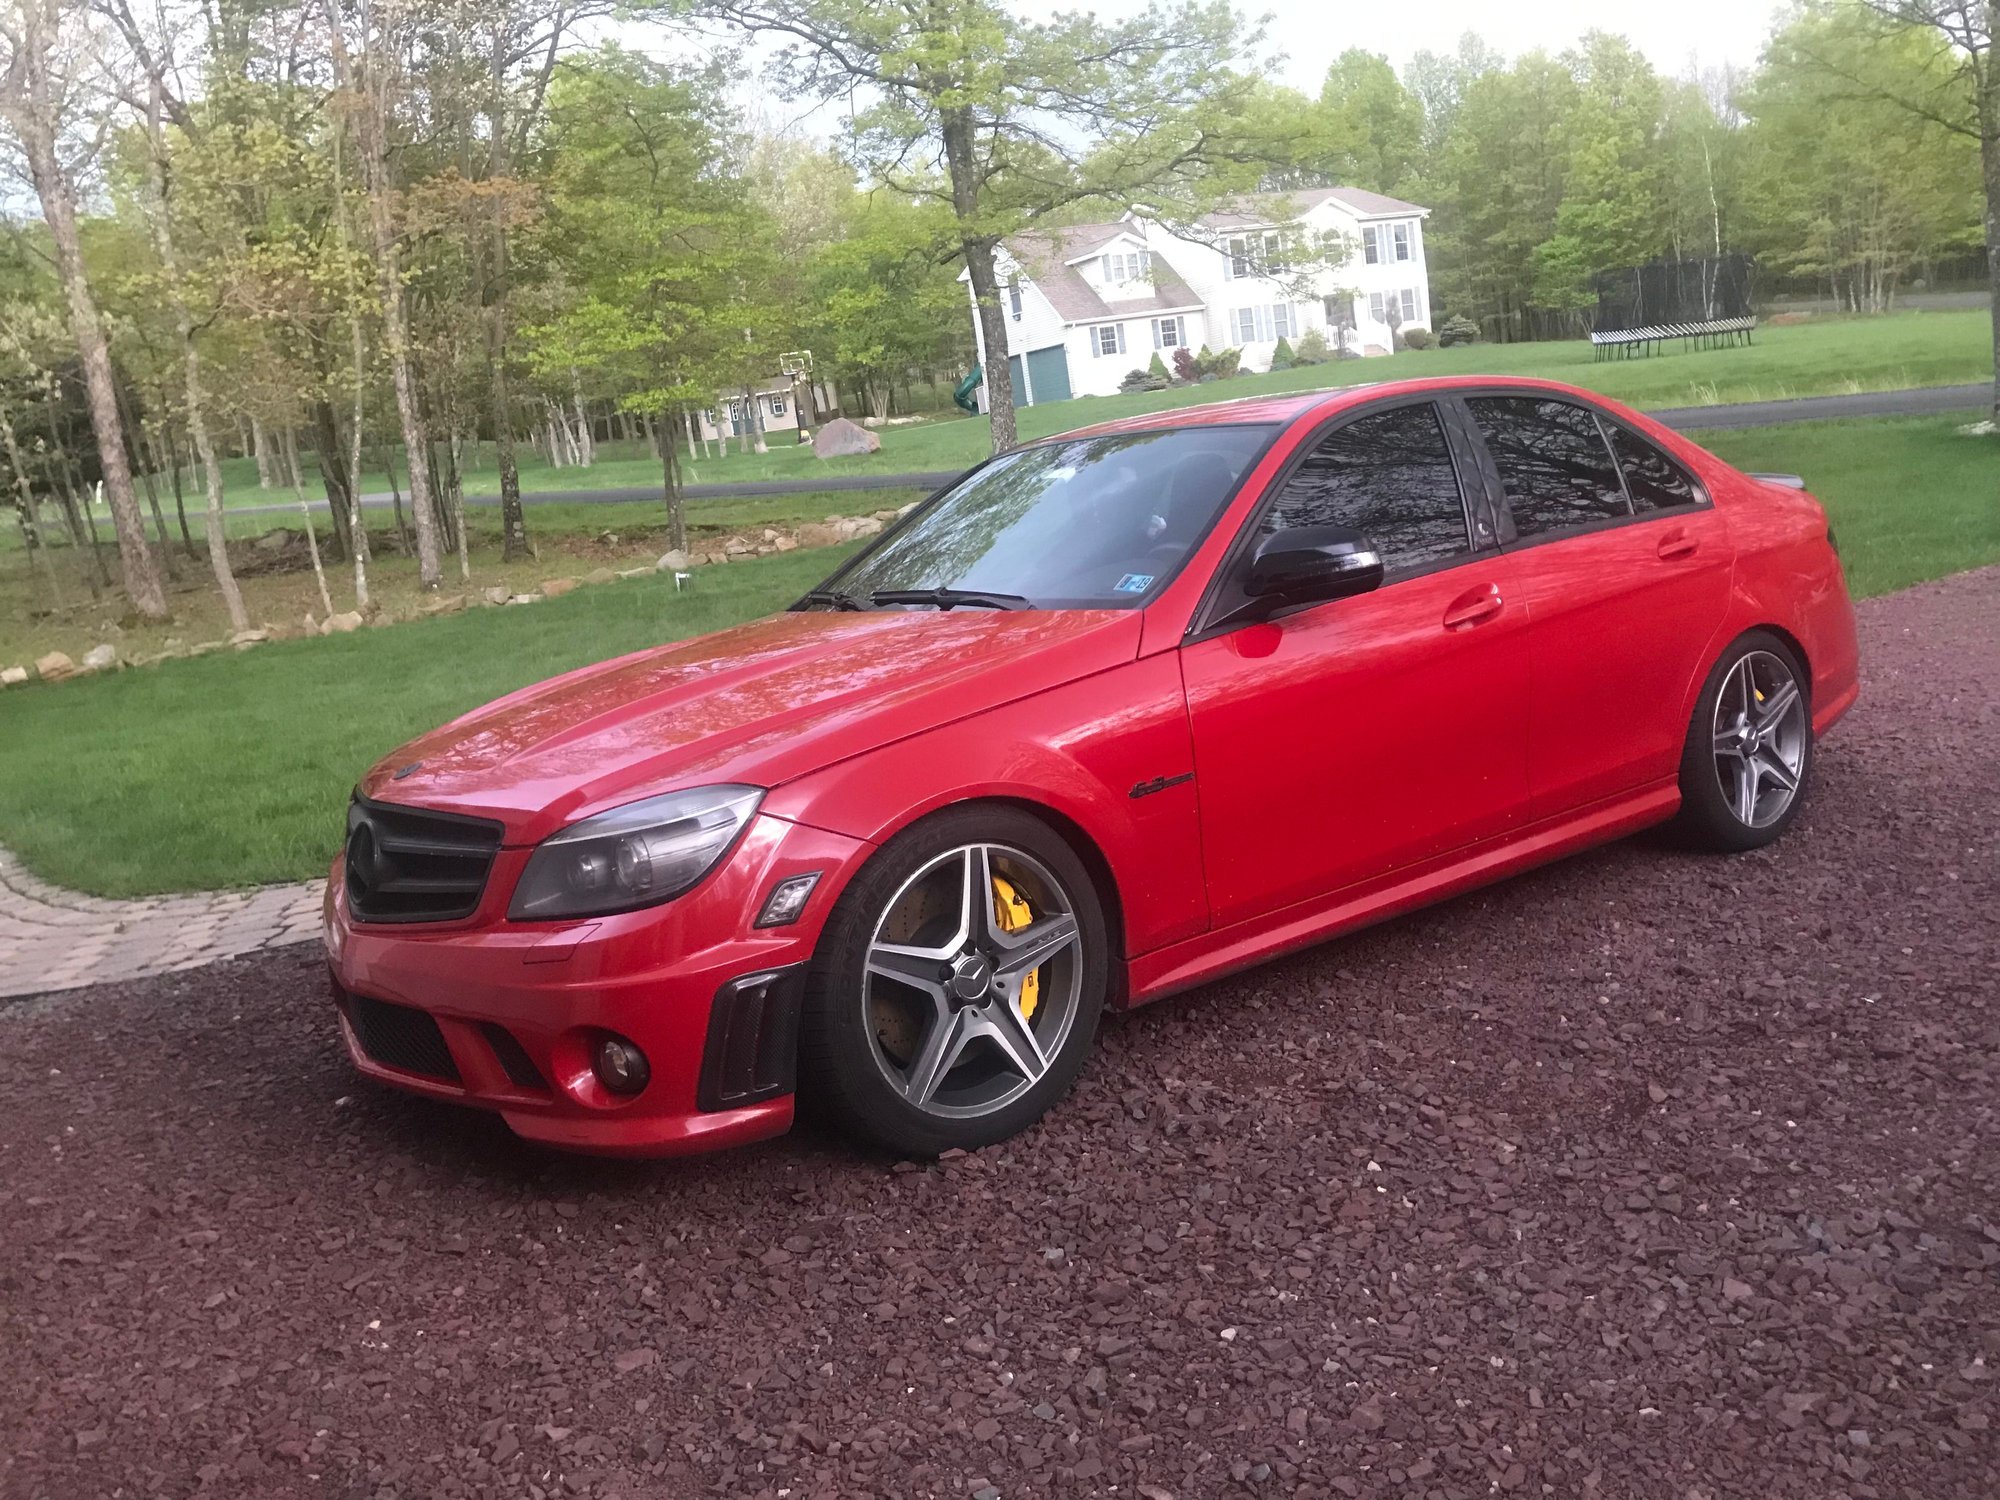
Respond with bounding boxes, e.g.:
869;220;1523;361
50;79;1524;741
358;608;1142;842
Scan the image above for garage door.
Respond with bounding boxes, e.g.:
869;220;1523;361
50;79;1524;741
1003;346;1073;407
1025;345;1072;404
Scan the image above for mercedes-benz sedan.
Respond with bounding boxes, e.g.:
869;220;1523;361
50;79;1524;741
324;377;1859;1157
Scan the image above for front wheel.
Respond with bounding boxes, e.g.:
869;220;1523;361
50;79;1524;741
1669;631;1813;852
799;807;1108;1157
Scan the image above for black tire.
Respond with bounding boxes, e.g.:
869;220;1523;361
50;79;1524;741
1668;629;1814;852
799;805;1108;1157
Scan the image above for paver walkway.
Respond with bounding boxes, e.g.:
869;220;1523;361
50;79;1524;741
0;847;322;999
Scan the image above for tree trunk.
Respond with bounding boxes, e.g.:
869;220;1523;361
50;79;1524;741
348;313;371;610
1983;46;2000;426
940;106;1018;453
661;417;687;556
114;378;178;582
166;423;195;557
137;72;247;631
744;387;768;454
287;469;335;619
7;1;168;619
313;398;355;558
0;405;63;610
328;6;443;589
251;414;275;487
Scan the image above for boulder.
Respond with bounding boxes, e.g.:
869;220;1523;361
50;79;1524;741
80;644;117;672
34;651;76;682
420;594;467;616
540;577;579;599
655;549;692;573
834;515;884;541
324;611;365;634
505;593;538;606
896;501;919;518
617;567;652;581
811;417;882;459
794;522;842;549
482;585;511;606
583;567;618;586
230;628;270;648
774;536;798;552
1;665;28;687
722;535;752;555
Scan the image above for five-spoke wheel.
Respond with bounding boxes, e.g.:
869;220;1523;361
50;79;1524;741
800;807;1107;1155
1673;631;1814;851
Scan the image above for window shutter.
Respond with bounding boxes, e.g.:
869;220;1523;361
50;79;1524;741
1117;324;1127;355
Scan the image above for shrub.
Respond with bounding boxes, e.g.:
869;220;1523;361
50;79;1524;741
1292;328;1332;365
1400;326;1434;351
1438;314;1480;347
1268;335;1296;371
1212;347;1243;379
1171;346;1199;383
1118;368;1153;393
1147;351;1170;381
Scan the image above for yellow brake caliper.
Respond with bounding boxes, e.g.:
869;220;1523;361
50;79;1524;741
991;874;1039;1020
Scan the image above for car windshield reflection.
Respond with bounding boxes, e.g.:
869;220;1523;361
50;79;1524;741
809;424;1277;610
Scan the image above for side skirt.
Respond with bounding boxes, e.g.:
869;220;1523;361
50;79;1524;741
1121;782;1681;1006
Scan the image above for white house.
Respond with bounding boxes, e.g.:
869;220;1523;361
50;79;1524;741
964;187;1433;406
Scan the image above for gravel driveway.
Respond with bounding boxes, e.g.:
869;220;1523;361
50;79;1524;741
3;569;1996;1500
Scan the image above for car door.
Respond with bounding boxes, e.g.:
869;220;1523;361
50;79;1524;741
1179;398;1533;930
1459;395;1734;819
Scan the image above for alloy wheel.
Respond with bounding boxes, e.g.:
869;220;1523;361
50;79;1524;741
1710;649;1807;829
862;842;1085;1119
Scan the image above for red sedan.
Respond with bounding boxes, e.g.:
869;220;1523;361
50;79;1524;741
324;376;1859;1158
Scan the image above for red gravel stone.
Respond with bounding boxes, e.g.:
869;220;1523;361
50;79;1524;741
2;568;1997;1499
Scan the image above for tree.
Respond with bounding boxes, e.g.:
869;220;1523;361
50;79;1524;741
807;195;966;421
690;0;1268;453
1318;50;1423;194
325;0;444;590
1742;8;1980;314
0;0;169;619
1790;1;2000;421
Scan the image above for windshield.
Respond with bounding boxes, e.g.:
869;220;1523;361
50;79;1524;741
811;424;1276;610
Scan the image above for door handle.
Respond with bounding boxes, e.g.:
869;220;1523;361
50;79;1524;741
1656;530;1699;561
1442;582;1504;631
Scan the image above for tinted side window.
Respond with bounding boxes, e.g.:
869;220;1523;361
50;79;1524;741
1258;402;1470;573
1466;397;1628;536
1606;422;1702;512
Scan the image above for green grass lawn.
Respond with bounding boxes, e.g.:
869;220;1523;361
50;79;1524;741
149;308;1999;511
0;412;1991;898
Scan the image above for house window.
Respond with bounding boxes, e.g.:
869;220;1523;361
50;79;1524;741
1261;231;1287;273
1153;316;1183;350
1368;292;1386;323
1008;276;1023;322
1100;250;1153;284
1399;288;1419;322
768;394;787;417
1392;221;1413;261
1092;323;1127;357
1363;226;1381;265
1232;305;1295;343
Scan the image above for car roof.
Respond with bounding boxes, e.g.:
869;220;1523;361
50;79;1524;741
1046;375;1620;442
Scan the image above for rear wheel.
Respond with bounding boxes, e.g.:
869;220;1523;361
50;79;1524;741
1670;631;1812;852
799;807;1108;1156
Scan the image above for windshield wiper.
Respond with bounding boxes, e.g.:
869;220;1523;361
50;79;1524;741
869;588;1032;611
801;588;869;612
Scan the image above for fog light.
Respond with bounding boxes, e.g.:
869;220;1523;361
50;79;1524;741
755;871;822;928
593;1034;650;1095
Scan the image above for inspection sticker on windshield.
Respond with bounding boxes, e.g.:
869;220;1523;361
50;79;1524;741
1114;573;1155;594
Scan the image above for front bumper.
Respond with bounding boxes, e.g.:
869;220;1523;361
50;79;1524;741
323;813;866;1157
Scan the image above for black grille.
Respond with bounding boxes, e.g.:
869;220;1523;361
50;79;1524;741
480;1023;550;1092
347;993;460;1082
345;796;503;924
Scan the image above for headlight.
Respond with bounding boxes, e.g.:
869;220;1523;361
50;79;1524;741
509;785;763;920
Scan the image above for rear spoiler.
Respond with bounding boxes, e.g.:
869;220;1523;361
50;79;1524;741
1748;472;1806;490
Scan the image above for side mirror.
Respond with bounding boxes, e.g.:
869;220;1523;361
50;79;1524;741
1243;525;1385;611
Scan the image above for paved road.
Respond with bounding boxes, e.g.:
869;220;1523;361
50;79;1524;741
4;567;1996;1499
223;382;1989;520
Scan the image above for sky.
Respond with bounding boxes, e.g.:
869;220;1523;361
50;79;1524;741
1010;0;1793;88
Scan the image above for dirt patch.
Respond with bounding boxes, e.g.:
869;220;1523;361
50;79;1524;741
1;570;1996;1499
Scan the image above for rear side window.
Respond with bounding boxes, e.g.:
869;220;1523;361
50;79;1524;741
1467;396;1627;536
1606;422;1702;512
1258;402;1470;573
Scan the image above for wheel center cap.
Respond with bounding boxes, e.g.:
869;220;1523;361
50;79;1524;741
949;953;994;1002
